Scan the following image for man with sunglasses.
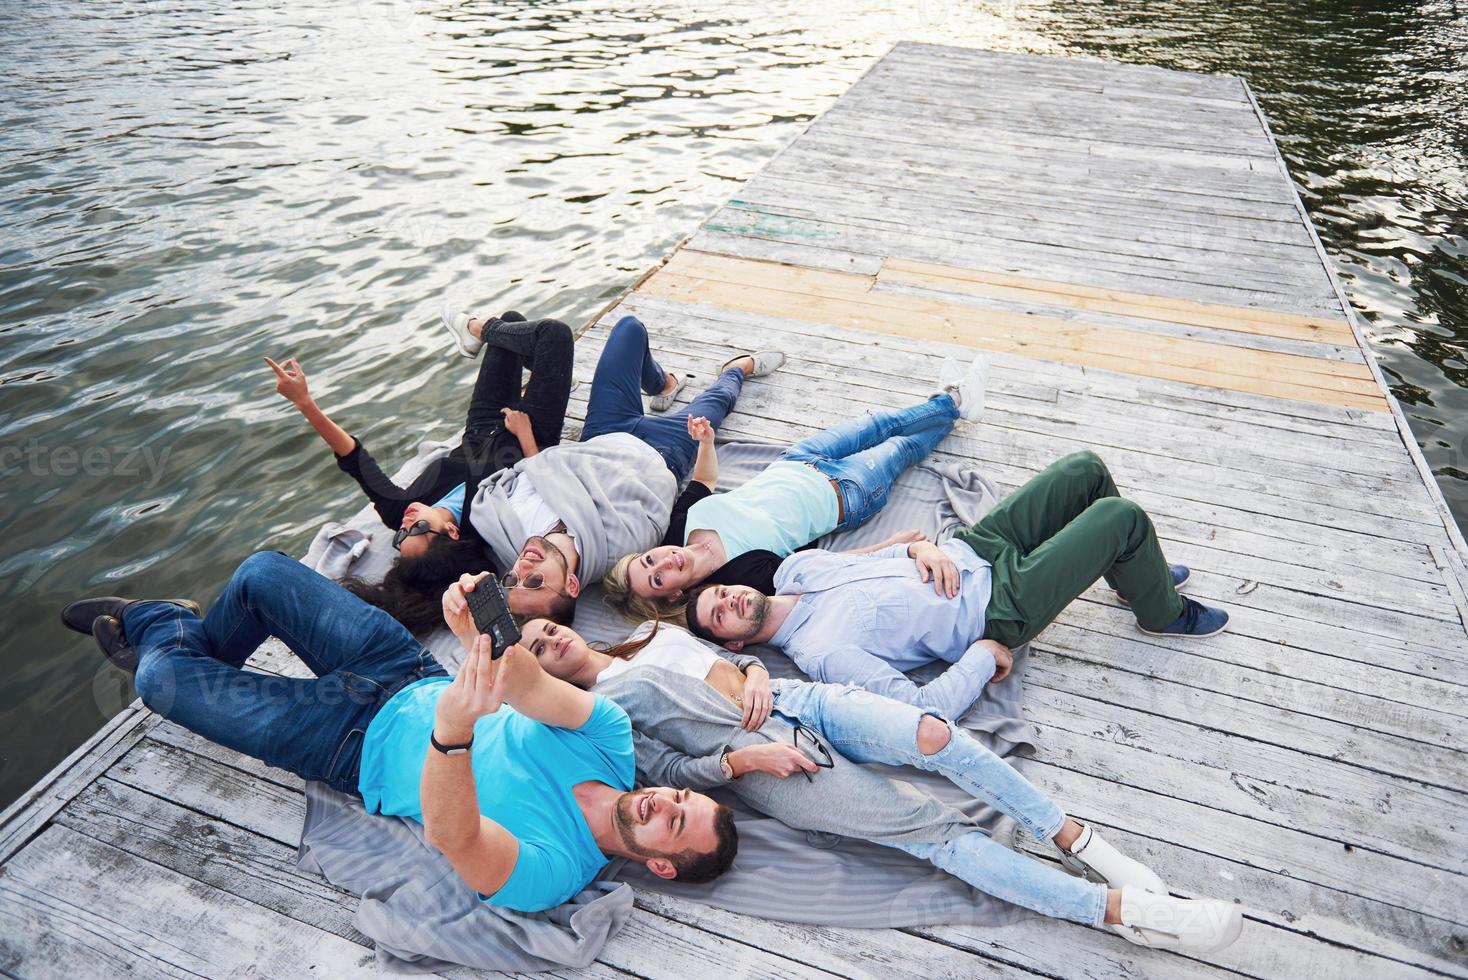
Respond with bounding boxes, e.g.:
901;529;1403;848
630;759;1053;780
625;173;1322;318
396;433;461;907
508;611;1243;954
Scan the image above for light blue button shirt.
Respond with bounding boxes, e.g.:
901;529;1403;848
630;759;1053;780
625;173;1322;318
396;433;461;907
769;540;997;719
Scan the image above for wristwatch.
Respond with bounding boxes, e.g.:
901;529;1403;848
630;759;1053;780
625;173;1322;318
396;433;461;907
719;747;737;781
431;731;474;756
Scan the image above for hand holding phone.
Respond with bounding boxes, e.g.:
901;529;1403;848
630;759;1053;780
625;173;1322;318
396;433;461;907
466;576;522;659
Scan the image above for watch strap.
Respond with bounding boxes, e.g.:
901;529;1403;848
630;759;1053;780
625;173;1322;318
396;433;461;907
431;731;474;755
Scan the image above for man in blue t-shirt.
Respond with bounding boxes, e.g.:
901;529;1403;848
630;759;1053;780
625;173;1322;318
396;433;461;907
61;552;739;913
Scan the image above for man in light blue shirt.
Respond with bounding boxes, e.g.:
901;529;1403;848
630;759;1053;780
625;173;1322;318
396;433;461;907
688;537;1010;720
687;452;1229;718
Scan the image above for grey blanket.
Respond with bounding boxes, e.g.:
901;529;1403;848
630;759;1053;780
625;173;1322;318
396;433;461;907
294;434;1039;972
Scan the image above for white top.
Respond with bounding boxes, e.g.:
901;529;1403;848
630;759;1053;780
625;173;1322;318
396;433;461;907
597;622;722;683
506;477;573;543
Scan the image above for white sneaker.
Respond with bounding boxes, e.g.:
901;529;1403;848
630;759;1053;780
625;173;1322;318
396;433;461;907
440;300;484;358
936;357;965;403
1112;887;1244;953
957;354;988;422
1059;824;1167;894
721;351;785;377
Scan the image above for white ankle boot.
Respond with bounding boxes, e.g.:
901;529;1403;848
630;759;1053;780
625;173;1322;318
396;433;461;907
1113;886;1244;953
1059;824;1167;894
440;301;484;358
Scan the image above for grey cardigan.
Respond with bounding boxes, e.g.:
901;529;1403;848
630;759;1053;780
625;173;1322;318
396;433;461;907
593;664;982;848
469;431;677;583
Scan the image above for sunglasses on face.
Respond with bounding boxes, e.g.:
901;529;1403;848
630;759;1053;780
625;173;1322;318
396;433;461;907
392;519;440;551
792;724;835;783
501;570;550;591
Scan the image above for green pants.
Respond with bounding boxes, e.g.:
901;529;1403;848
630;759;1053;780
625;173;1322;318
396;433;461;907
955;451;1185;648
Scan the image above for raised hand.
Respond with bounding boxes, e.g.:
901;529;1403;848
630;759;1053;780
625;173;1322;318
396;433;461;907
687;414;715;445
434;636;509;742
264;356;311;406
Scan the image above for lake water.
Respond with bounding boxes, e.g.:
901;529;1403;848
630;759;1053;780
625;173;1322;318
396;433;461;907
1;0;1463;808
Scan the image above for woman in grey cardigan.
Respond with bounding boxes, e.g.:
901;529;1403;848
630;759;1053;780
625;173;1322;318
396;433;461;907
513;616;1243;954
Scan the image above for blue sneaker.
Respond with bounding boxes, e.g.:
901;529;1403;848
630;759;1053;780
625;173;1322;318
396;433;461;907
1114;564;1190;605
1138;596;1228;638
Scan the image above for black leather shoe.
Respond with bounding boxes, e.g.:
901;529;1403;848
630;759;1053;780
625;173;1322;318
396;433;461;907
92;615;138;672
61;596;201;636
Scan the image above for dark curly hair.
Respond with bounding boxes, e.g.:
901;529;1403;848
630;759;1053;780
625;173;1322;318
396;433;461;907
342;535;493;636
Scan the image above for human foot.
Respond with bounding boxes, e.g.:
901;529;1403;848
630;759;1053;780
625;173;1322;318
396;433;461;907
650;372;688;413
1111;887;1244;953
1138;596;1228;638
1058;822;1167;893
720;351;785;377
440;300;484;358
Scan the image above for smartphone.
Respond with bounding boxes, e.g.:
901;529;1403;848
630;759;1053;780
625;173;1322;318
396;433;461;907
466;577;522;660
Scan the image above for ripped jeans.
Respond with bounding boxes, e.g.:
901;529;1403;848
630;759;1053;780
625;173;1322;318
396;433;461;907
769;678;1107;926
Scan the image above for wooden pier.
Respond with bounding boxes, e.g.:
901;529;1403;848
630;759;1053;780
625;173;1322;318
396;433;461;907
4;43;1466;978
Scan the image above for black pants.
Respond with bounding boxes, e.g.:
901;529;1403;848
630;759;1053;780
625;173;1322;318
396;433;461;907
460;313;575;473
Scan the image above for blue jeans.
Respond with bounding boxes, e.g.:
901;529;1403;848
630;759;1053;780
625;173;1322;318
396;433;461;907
779;394;958;532
770;679;1107;926
125;551;447;794
580;315;746;482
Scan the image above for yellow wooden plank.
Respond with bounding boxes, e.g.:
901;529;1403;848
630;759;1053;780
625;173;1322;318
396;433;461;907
882;256;1358;345
639;254;1388;413
661;251;1383;395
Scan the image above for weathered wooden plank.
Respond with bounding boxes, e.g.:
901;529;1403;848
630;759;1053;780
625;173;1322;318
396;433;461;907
0;824;376;978
0;702;157;865
641;263;1387;410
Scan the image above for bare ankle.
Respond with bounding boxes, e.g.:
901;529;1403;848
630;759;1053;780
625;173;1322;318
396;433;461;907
1103;888;1123;925
468;317;484;340
1054;817;1084;852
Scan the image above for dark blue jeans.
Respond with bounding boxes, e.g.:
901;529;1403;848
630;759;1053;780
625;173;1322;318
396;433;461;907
580;315;746;482
780;394;959;531
125;551;447;794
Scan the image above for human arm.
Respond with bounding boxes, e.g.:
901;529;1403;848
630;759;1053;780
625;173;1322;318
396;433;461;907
687;415;718;489
630;730;729;790
500;408;540;459
265;356;357;456
841;529;926;556
421;637;521;896
442;575;597;730
805;640;1004;721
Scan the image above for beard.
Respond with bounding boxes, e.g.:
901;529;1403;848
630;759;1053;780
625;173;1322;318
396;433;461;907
740;591;769;639
612;791;660;859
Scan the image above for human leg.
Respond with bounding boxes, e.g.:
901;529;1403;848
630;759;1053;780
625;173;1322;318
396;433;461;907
980;495;1185;647
959;450;1120;556
781;395;958;530
464;317;574;450
897;834;1108;926
629;367;748;480
779;393;958;466
580;316;669;441
770;681;1063;841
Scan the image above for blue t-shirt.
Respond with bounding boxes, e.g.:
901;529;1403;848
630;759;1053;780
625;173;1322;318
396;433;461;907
357;679;635;912
432;483;466;523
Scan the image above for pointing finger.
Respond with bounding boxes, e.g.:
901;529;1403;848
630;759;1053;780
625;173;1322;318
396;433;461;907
264;356;287;379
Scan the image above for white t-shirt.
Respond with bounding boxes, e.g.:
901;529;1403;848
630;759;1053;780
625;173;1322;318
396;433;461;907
507;478;573;544
597;622;722;683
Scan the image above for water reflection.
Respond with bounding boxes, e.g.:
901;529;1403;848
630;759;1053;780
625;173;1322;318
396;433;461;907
0;0;1462;807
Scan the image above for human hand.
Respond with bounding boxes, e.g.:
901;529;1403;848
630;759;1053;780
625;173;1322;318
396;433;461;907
442;571;494;648
500;407;533;440
740;667;772;731
730;742;819;779
910;541;960;598
264;356;311;406
883;529;927;548
982;639;1013;684
434;636;519;742
687;415;715;445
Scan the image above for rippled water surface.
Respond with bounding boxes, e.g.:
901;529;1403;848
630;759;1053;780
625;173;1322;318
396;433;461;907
1;0;1464;807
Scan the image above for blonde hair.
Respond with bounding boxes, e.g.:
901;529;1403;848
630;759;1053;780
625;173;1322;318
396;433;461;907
603;552;690;625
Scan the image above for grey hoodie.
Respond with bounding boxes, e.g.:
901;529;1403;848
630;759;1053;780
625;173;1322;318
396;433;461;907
469;431;677;583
